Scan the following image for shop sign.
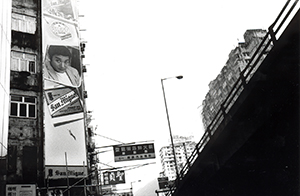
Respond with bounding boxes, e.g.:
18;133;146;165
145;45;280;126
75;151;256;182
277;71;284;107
103;170;126;185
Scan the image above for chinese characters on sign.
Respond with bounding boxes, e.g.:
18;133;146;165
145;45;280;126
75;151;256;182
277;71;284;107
103;170;126;185
113;143;156;162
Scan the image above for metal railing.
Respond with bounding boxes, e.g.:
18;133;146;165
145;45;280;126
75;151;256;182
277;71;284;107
166;1;299;195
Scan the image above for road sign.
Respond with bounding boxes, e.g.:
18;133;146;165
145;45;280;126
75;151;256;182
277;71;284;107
113;143;155;162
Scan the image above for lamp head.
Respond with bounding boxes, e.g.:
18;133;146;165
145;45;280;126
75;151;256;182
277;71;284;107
161;75;183;81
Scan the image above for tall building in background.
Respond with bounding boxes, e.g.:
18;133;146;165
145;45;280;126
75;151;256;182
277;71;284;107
159;136;196;181
0;0;12;194
4;0;93;195
201;29;271;130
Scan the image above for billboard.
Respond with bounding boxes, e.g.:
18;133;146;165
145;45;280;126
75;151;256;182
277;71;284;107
45;165;87;179
113;143;155;162
42;0;87;177
103;170;126;185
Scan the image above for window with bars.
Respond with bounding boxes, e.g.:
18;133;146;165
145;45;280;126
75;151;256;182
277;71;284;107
10;95;36;118
11;13;36;34
11;51;36;73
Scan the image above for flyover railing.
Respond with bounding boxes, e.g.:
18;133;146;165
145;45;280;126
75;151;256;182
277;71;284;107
166;1;299;195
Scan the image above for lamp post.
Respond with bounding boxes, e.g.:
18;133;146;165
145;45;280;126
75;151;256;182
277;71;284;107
161;75;183;180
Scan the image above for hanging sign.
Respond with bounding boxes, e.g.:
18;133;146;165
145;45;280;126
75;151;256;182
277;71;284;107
113;143;156;162
103;170;126;185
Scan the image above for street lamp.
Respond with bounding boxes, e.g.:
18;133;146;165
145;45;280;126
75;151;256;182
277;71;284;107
161;75;183;180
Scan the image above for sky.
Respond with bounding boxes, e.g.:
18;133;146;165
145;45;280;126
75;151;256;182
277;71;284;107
77;0;296;195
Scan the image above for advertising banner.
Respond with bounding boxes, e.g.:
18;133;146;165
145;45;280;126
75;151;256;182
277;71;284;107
44;87;83;118
113;143;156;162
42;0;86;176
103;170;126;185
45;165;87;179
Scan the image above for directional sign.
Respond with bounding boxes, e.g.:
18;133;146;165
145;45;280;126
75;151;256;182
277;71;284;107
113;143;155;162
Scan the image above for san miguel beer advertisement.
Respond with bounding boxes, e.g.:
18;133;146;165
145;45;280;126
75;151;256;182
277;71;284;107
42;0;87;179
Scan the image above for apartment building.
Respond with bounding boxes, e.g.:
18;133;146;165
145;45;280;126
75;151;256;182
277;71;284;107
159;136;196;181
201;29;271;129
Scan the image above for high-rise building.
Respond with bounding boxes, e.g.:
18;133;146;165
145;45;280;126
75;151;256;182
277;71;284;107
201;29;271;129
4;0;94;195
159;136;196;181
0;0;12;194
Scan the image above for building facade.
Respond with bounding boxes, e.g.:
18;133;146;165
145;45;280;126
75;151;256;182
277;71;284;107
159;136;196;181
4;0;94;195
8;0;44;187
201;29;271;129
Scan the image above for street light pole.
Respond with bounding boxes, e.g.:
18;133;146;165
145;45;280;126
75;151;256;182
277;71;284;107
161;75;183;180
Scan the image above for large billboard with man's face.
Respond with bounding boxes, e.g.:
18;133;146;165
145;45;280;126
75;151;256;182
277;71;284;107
42;0;87;179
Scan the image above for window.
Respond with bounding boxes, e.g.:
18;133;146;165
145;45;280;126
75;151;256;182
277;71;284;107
10;95;36;118
11;51;36;73
223;81;227;89
228;72;233;80
11;13;36;34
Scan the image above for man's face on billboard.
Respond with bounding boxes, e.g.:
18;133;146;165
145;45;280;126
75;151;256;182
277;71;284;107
50;55;70;73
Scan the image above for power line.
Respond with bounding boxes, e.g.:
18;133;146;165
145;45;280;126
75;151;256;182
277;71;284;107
94;133;125;144
98;162;156;171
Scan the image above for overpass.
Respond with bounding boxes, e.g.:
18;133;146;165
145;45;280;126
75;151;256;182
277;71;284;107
166;1;300;195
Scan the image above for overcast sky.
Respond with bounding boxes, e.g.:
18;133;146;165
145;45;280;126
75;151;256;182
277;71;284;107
78;1;297;194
